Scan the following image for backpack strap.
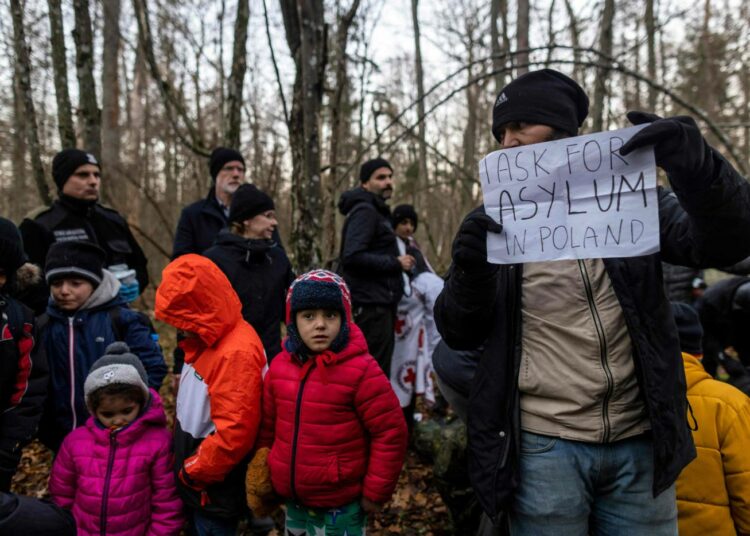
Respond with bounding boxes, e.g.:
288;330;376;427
107;306;125;341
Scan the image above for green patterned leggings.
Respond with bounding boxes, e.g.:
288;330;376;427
284;500;366;536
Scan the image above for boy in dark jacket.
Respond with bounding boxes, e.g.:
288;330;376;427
0;218;47;492
39;240;166;450
254;269;407;534
204;184;294;359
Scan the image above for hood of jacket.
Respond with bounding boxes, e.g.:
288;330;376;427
682;353;712;391
85;388;166;447
155;254;242;347
338;187;390;217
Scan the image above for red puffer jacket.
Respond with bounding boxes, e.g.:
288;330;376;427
258;323;407;508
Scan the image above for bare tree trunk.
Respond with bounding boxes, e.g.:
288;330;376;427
563;0;582;82
591;0;615;131
280;0;327;271
489;0;507;92
10;0;52;206
411;0;428;203
101;0;122;203
47;0;76;147
11;54;28;216
645;0;657;109
224;0;249;147
72;0;101;157
516;0;530;74
545;0;556;67
325;0;360;262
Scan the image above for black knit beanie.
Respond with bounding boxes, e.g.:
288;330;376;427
0;217;26;287
671;302;703;355
52;149;99;191
45;240;106;286
229;184;275;223
359;158;392;183
392;204;418;231
209;147;245;182
491;69;589;142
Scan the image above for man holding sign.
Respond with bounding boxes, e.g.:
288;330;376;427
434;69;750;534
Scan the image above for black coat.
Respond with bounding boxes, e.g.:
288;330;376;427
338;187;403;307
435;153;750;522
172;190;228;259
19;196;149;314
697;276;750;365
203;232;295;359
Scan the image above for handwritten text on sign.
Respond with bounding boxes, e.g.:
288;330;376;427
480;125;659;264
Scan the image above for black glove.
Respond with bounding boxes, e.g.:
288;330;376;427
619;111;714;182
452;209;503;274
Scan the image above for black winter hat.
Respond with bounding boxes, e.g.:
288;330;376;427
359;157;392;183
45;240;106;286
0;217;25;284
229;184;275;223
671;302;703;355
209;147;245;182
52;149;99;191
392;204;418;231
491;69;589;143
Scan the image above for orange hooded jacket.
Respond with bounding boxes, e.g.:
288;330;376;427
155;254;267;515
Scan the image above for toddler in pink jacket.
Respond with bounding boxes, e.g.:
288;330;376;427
49;342;183;535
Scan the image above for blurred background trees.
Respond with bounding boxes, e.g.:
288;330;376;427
2;0;749;285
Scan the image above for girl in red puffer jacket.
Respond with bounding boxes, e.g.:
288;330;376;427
255;269;407;533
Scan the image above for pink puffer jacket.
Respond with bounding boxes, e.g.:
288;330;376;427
49;389;183;536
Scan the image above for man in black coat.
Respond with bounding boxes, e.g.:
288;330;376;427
338;158;415;375
434;69;750;533
19;149;148;313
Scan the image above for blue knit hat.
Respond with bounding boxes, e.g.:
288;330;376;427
284;270;352;359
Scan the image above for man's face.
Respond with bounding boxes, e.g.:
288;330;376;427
395;219;415;240
62;164;101;200
496;122;557;149
362;167;394;200
215;160;246;199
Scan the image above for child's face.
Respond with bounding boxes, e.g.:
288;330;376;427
295;308;342;353
50;278;95;311
0;268;6;289
94;394;141;429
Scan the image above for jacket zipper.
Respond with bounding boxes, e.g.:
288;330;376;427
68;317;76;429
100;431;118;536
577;260;613;443
290;365;315;500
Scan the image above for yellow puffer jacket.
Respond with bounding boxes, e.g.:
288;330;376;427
677;353;750;536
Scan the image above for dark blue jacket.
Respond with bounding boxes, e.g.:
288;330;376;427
172;190;228;259
38;272;166;450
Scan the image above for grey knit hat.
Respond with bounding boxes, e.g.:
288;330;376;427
84;342;150;410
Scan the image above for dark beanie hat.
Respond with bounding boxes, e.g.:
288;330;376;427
209;147;245;182
52;149;99;191
45;240;106;286
84;342;150;411
0;218;26;285
671;302;703;355
359;157;392;183
491;69;589;142
392;204;418;231
229;184;275;223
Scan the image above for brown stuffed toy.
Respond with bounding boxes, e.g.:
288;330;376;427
245;447;281;517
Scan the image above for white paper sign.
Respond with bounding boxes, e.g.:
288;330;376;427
480;125;659;264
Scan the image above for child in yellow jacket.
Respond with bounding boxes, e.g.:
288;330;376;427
672;302;750;536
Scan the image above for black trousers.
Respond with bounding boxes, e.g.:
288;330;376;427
352;304;396;376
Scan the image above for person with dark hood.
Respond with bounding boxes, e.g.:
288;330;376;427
0;218;48;492
698;276;750;372
19;149;148;313
203;183;294;360
337;158;415;376
434;68;750;534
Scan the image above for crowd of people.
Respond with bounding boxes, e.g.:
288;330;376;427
0;68;749;536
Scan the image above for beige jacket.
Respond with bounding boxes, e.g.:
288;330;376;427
519;259;650;442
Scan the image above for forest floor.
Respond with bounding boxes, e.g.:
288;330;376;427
10;373;454;535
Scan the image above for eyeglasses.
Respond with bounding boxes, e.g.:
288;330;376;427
221;165;246;173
